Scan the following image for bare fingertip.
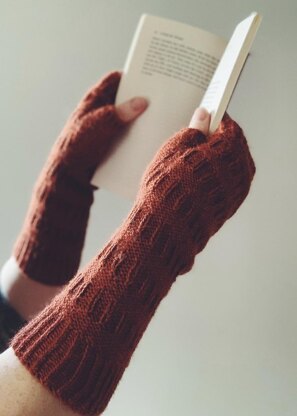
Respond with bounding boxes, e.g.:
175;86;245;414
196;107;209;121
189;107;210;135
130;97;149;112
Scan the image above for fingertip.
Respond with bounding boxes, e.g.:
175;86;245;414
218;112;241;135
99;70;122;99
101;70;122;84
116;97;149;122
130;97;149;112
78;70;123;115
189;107;210;136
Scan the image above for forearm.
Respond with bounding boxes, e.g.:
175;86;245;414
0;348;79;416
5;117;255;416
0;203;173;416
0;71;149;415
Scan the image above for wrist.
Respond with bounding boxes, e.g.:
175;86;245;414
0;257;62;321
13;161;95;285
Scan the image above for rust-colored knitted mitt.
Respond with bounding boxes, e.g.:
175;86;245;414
13;71;127;285
11;114;256;415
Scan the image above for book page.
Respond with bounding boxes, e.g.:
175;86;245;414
200;12;262;133
92;14;227;199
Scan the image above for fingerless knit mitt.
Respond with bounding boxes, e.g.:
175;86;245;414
13;71;126;285
11;114;255;416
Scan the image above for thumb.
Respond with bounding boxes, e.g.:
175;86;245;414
89;96;149;138
189;107;210;136
83;100;148;166
116;97;149;122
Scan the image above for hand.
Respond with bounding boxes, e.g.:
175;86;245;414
9;108;256;416
47;70;148;186
11;70;148;287
138;110;255;272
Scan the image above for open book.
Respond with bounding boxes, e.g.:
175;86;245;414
92;13;262;200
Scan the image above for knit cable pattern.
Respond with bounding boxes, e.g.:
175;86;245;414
11;114;255;415
13;71;127;285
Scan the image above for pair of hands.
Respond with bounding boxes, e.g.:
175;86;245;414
56;70;211;188
57;70;255;245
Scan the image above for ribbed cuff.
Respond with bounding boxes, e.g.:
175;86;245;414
10;192;193;415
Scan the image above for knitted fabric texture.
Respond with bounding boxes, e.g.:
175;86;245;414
11;115;255;415
13;71;127;285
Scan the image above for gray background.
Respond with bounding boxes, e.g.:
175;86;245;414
1;1;296;415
